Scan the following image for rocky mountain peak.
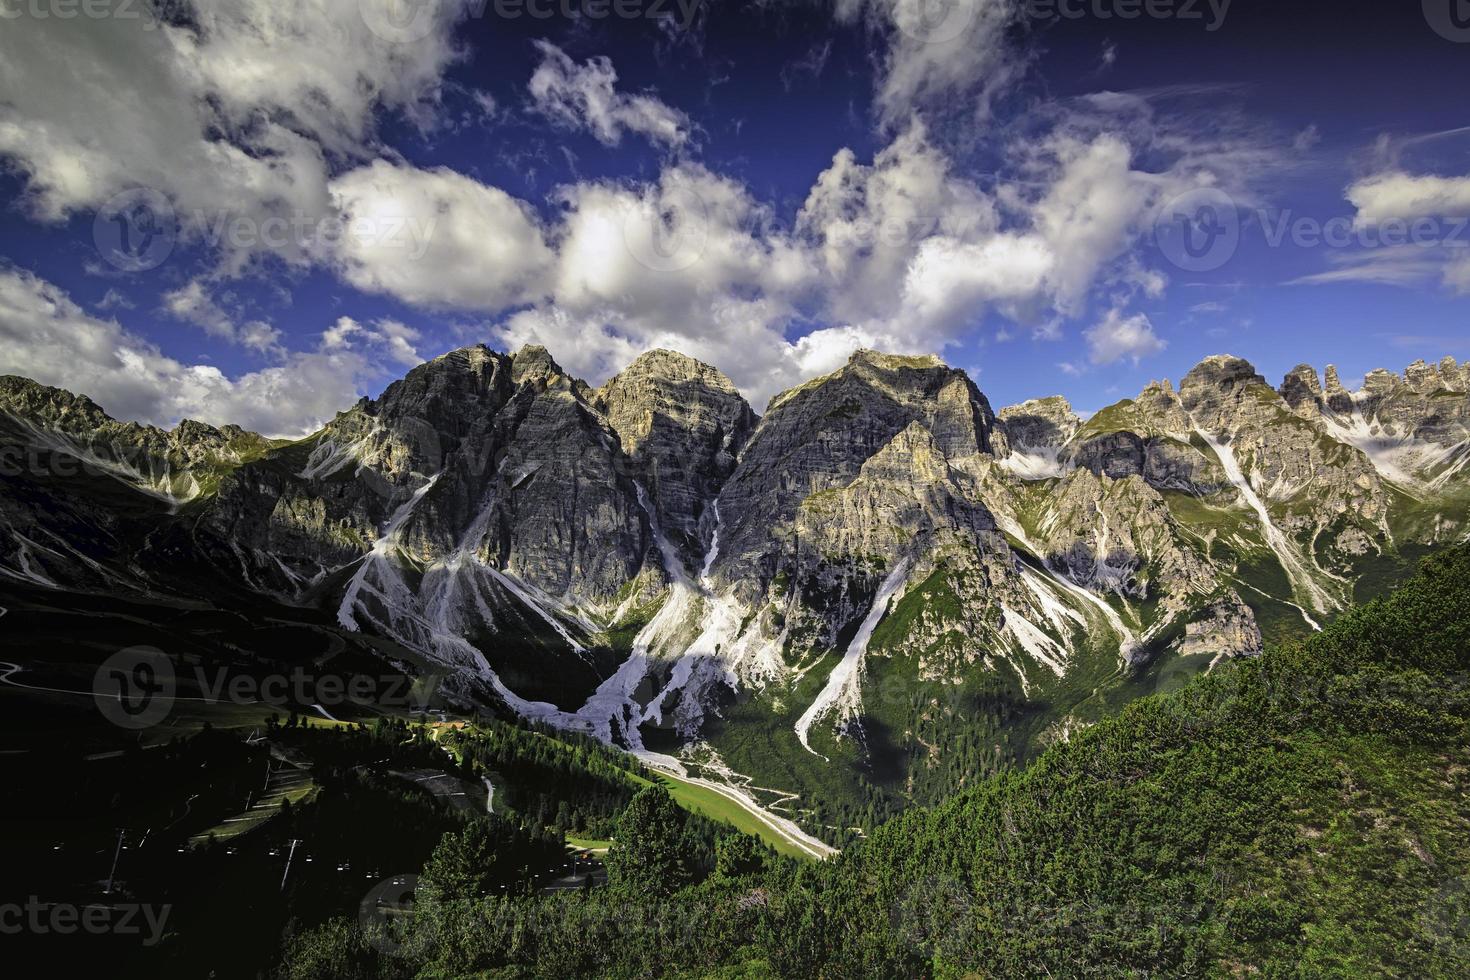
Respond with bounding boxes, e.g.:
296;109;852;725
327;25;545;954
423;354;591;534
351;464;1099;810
510;344;566;386
1179;355;1272;431
1279;364;1325;418
847;349;946;371
1404;359;1440;394
606;348;743;395
998;396;1080;450
593;347;756;549
0;374;112;430
1362;367;1401;398
1439;356;1467;391
1180;354;1267;394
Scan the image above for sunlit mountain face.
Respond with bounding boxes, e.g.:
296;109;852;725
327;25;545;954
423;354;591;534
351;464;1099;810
2;2;1469;978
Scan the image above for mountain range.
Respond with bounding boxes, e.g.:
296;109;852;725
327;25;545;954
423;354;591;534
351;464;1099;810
3;346;1468;844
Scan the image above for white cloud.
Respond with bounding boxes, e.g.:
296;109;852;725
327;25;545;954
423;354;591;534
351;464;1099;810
0;268;386;437
1347;171;1470;228
0;2;466;271
898;234;1054;336
528;42;690;149
162;280;283;355
1085;307;1166;366
797;122;1000;327
1293;124;1321;153
1031;134;1152;315
0;11;1287;422
836;0;1024;127
1287;247;1451;290
329;160;554;310
319;315;424;368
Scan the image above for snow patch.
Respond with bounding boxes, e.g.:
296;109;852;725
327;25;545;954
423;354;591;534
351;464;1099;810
794;558;911;760
997;447;1074;481
1194;428;1329;626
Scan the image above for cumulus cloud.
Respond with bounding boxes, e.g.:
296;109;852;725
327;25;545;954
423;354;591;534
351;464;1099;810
0;268;390;437
162;280;283;356
1084;307;1166;366
321;316;425;368
528;41;690;149
0;1;466;270
1322;168;1470;294
339;103;1269;406
0;6;1287;422
1347;172;1470;228
1031;134;1152;315
329;160;554;310
836;0;1024;127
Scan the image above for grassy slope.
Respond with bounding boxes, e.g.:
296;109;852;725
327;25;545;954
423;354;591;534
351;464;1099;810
801;544;1470;977
272;548;1470;979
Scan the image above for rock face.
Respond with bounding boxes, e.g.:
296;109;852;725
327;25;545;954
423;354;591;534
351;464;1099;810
0;375;276;502
1176;592;1263;661
998;396;1080;450
713;350;1001;594
594;349;756;566
1272;356;1470;543
2;345;1468;820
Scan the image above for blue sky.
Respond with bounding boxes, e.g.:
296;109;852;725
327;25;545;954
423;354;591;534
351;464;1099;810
0;0;1467;434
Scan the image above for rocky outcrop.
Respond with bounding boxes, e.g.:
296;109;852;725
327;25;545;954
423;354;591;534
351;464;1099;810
1176;591;1262;661
712;349;1001;597
1062;381;1221;492
1273;359;1470;533
1280;364;1325;419
2;344;1468;797
0;375;275;501
594;349;756;563
998;396;1079;450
